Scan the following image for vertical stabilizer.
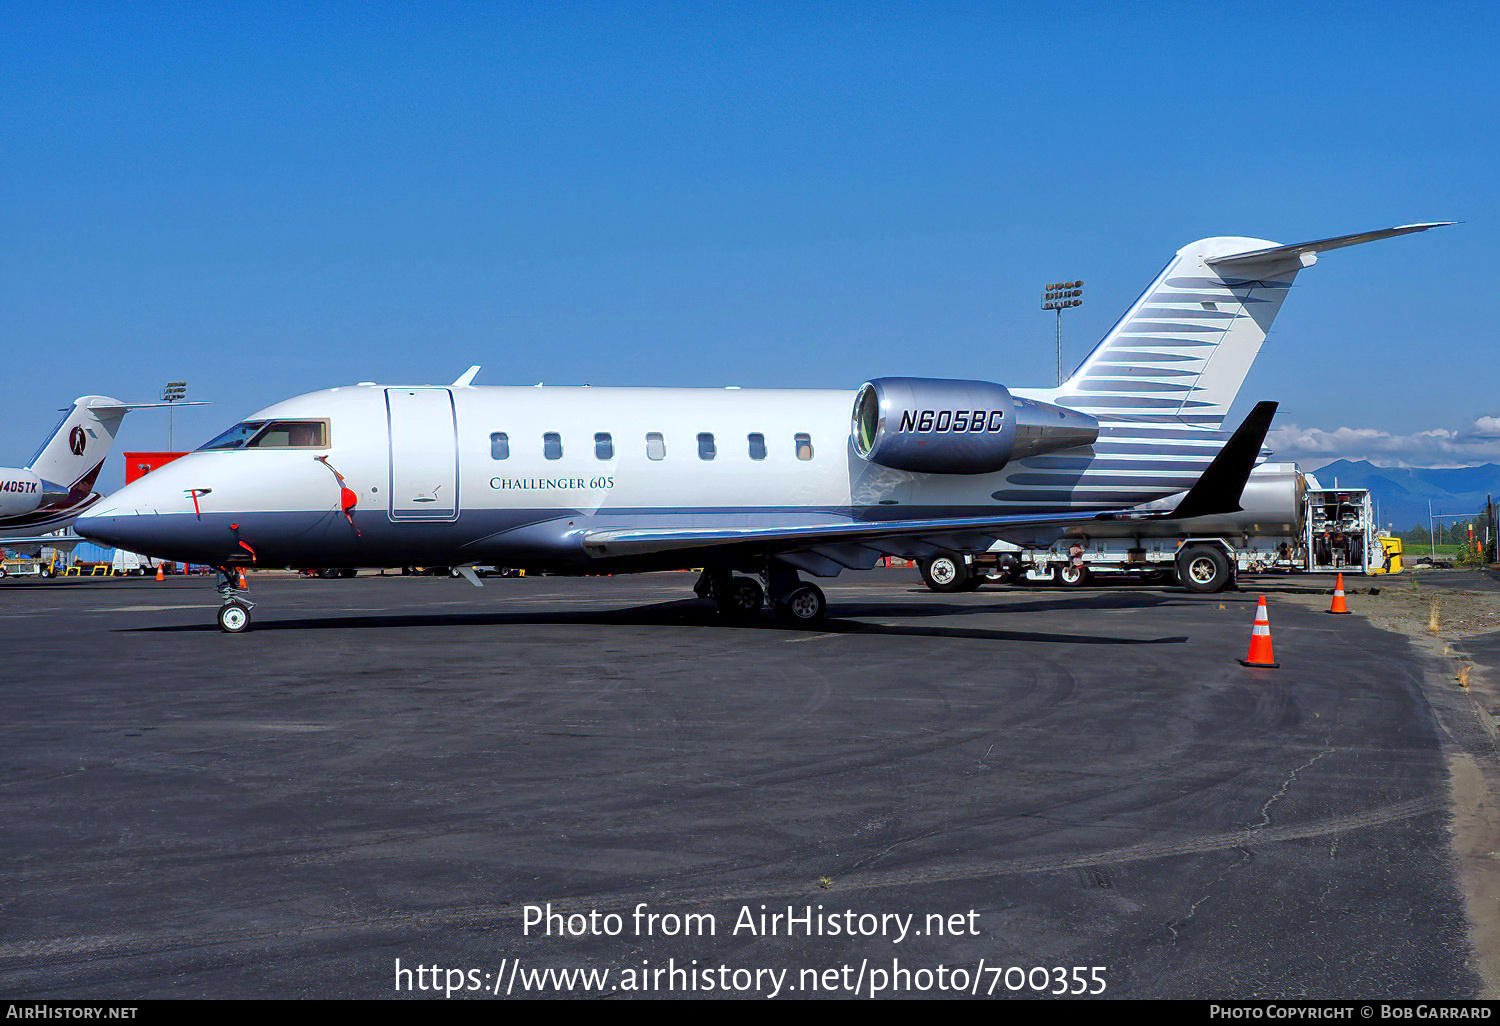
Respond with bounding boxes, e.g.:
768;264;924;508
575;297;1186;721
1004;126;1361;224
1043;223;1452;428
26;396;131;500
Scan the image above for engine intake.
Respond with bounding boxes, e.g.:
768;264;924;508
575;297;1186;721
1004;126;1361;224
852;377;1098;475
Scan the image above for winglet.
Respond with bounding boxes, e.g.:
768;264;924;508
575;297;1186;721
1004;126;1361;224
454;565;485;588
452;366;481;388
1167;401;1279;520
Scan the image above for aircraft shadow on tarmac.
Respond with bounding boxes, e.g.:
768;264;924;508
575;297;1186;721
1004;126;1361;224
123;596;1190;645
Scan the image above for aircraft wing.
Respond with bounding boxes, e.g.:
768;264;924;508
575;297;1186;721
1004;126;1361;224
581;507;1109;559
1098;402;1277;522
0;533;86;556
581;402;1278;569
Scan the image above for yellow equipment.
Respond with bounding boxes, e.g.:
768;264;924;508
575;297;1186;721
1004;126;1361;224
1371;535;1403;575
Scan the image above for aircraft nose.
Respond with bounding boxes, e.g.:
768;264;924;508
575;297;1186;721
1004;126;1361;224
74;511;133;548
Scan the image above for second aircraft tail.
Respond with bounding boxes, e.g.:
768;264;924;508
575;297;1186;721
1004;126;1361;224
25;396;137;508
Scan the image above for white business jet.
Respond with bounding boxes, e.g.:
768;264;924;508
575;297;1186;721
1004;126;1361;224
76;223;1449;631
0;396;206;566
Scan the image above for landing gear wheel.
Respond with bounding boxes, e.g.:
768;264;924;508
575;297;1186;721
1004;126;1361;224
920;553;969;593
717;577;765;617
1177;545;1231;594
775;583;826;623
1054;564;1090;587
218;601;252;633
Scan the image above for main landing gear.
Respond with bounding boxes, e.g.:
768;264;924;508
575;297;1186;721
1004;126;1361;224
694;565;828;624
215;566;255;633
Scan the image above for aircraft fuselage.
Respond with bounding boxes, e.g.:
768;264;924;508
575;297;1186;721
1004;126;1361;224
76;382;1222;572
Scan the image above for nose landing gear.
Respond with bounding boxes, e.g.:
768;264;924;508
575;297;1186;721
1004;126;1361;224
215;566;255;633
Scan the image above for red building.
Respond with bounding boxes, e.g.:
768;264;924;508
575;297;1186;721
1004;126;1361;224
122;451;188;485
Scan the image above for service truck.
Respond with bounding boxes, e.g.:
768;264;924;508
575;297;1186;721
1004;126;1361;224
916;464;1383;594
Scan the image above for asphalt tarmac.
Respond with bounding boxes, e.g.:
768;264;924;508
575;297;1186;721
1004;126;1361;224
0;570;1482;999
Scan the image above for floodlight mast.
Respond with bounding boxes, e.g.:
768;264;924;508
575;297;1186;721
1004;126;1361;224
1041;282;1084;386
161;381;188;450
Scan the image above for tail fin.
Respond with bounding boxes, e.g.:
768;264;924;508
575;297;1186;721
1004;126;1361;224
26;396;136;502
1047;223;1452;428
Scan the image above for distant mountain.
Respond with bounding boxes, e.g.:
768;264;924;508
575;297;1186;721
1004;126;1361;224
1312;460;1500;532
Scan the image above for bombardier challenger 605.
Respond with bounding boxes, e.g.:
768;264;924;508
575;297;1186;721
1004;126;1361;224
76;223;1449;631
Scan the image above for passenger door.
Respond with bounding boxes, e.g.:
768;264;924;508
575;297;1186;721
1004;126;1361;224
385;387;459;521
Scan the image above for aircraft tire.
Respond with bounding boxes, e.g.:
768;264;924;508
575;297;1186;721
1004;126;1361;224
717;577;765;617
1177;545;1231;594
775;583;826;623
920;554;969;593
218;601;252;634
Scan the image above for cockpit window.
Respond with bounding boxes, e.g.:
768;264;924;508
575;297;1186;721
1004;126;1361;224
198;421;267;450
246;420;329;448
196;419;329;451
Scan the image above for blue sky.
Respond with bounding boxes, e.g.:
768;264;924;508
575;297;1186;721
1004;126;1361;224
2;1;1494;485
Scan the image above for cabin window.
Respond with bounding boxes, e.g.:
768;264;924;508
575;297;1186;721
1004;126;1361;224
697;432;716;460
543;432;562;460
490;432;509;460
748;433;766;460
795;433;813;460
646;432;666;461
243;420;329;449
595;432;613;460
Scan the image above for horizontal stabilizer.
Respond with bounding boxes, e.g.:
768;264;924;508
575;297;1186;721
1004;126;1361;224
69;400;213;413
1206;222;1454;270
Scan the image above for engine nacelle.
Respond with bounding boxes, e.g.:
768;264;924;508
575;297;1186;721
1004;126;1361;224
0;468;66;518
851;377;1098;475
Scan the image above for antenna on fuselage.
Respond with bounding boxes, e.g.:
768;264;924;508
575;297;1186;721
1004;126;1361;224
451;366;481;388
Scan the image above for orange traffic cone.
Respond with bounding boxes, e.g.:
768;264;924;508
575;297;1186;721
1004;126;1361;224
1327;572;1350;614
1239;594;1280;668
155;565;165;582
238;570;248;589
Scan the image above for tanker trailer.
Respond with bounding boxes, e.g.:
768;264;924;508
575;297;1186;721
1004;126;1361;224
916;463;1306;594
